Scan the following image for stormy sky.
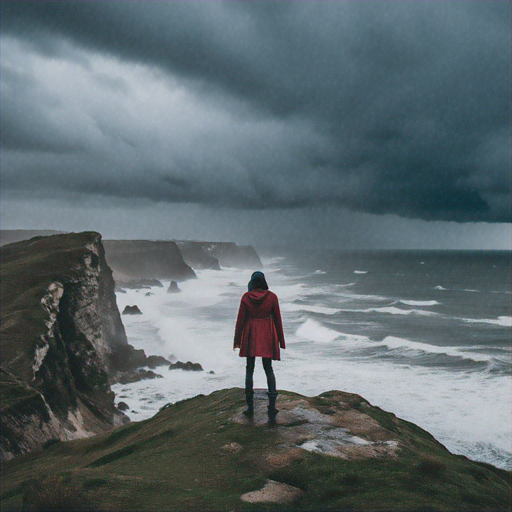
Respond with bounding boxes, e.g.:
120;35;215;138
1;1;510;249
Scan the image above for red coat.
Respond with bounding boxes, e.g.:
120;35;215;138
234;289;286;360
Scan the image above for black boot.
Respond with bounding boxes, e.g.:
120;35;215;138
243;390;254;417
267;391;279;424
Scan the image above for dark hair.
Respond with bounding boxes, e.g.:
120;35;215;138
248;271;269;291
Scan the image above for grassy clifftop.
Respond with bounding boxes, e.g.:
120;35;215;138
1;388;509;512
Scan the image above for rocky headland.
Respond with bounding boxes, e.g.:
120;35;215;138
102;239;197;288
175;240;262;270
1;388;510;511
0;232;166;461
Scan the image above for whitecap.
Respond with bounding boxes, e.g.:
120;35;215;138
296;318;340;343
461;316;512;328
399;300;439;307
378;336;491;362
353;270;368;274
314;270;326;274
370;306;435;316
434;285;447;290
283;303;341;315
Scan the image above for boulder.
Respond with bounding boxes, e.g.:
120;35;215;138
169;361;203;372
116;369;163;385
145;355;171;369
122;305;142;315
117;402;129;412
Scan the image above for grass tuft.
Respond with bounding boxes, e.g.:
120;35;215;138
22;475;97;512
415;456;447;477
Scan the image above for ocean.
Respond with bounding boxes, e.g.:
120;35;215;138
112;249;512;470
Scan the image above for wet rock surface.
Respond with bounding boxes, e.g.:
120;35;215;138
169;361;203;371
233;389;400;465
122;305;142;315
115;369;163;385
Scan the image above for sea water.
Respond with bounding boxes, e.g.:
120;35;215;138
112;249;512;470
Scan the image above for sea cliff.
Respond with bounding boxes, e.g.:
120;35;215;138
102;239;197;286
175;240;262;270
0;232;151;460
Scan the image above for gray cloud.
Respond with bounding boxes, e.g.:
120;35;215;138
1;1;510;222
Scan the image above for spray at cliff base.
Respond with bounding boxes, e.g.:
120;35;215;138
112;250;512;470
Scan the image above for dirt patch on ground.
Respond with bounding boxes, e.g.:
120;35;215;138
265;447;304;469
240;479;304;504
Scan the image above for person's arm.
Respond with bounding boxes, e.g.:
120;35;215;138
272;294;286;349
233;299;246;349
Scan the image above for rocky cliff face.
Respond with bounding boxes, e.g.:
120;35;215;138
176;241;262;269
0;232;143;460
103;240;196;286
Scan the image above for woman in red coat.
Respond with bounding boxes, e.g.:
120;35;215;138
234;271;285;423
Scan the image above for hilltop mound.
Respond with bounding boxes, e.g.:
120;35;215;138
1;388;509;511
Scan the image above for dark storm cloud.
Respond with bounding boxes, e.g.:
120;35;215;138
1;1;510;222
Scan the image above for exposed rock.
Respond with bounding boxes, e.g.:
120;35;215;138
174;241;221;270
116;278;163;289
145;355;171;369
122;305;142;315
103;240;196;283
117;402;129;411
233;389;401;461
0;232;138;460
169;361;203;372
175;240;262;269
167;280;181;293
116;369;163;385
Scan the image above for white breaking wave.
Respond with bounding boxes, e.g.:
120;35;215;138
283;303;341;315
296;318;341;343
378;336;492;362
434;285;447;290
353;270;368;274
461;316;512;328
314;269;326;274
399;299;439;307
338;306;437;316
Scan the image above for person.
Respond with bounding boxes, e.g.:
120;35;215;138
233;271;285;423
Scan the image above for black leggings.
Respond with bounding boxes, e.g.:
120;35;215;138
245;357;276;394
